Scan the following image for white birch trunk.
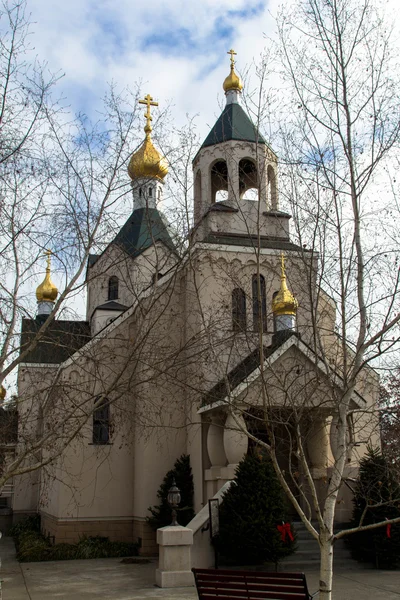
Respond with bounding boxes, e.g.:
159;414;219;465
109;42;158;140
319;533;334;600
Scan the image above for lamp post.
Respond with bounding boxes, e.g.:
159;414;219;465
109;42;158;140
167;478;181;526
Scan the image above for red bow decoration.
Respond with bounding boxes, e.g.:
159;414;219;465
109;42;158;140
277;522;294;542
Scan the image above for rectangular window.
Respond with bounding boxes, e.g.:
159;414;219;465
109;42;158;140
93;398;110;444
252;274;267;333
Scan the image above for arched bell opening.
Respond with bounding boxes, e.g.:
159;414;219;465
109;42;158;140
239;158;259;200
211;160;228;203
215;190;229;202
267;164;278;209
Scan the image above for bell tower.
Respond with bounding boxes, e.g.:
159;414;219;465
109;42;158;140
192;50;280;238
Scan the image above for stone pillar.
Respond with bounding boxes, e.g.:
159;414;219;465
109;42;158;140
207;418;226;468
228;155;240;206
205;416;227;498
156;526;194;588
223;413;248;466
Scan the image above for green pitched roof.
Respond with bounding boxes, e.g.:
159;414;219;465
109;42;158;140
200;103;267;150
113;207;177;259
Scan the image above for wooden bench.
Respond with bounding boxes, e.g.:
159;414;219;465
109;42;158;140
192;568;314;600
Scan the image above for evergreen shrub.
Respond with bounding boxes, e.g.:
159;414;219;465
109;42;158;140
11;515;138;562
217;453;296;566
147;454;195;529
348;447;400;568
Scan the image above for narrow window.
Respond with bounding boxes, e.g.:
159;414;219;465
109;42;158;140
139;188;142;198
149;187;153;197
108;276;118;301
232;288;246;331
252;274;267;332
93;398;110;444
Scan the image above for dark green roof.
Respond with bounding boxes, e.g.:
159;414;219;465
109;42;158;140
202;334;299;407
21;319;91;364
200;103;267;150
113;208;177;259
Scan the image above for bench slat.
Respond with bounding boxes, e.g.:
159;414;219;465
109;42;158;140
198;583;307;593
199;590;309;600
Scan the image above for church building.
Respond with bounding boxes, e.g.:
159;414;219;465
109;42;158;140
13;52;379;555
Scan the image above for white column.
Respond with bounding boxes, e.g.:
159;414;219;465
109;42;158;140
223;412;248;466
207;418;226;468
227;156;240;207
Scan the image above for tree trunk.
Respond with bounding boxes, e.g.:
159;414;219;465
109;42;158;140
319;535;334;600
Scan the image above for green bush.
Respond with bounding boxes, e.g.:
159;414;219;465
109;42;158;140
348;447;400;568
75;535;111;559
147;454;195;530
49;543;78;561
9;514;41;538
17;531;51;562
217;453;296;566
11;516;138;562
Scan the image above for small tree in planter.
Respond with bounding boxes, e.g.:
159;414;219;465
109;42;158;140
349;447;400;568
217;453;296;566
147;454;195;529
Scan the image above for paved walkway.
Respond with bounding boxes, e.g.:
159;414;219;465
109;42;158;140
2;536;400;599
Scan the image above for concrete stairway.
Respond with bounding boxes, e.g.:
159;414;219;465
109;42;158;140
280;521;354;571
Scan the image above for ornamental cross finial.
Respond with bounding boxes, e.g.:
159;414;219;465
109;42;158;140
227;49;237;69
280;252;286;280
139;94;159;136
44;249;52;271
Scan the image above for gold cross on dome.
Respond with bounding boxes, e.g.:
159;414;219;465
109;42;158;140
280;252;286;279
227;49;237;68
44;249;52;270
139;94;159;135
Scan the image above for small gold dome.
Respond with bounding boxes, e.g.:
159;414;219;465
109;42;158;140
128;137;168;181
36;250;58;303
223;48;244;93
128;93;168;181
272;254;298;317
0;385;6;401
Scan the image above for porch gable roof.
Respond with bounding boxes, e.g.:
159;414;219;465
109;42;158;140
198;334;366;414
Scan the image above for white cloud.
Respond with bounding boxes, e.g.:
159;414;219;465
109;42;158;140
25;0;277;137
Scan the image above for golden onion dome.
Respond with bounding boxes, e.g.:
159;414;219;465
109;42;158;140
0;385;6;402
223;48;244;93
36;250;58;303
128;136;168;181
272;254;298;317
128;93;168;181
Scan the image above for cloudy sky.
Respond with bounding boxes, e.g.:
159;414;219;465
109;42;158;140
26;0;280;141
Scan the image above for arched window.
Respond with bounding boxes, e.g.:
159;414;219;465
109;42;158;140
239;158;258;200
93;397;110;444
211;160;228;203
232;288;247;331
252;274;267;332
108;276;118;301
149;187;153;197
